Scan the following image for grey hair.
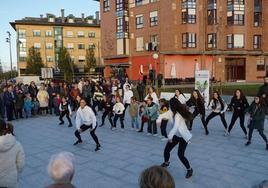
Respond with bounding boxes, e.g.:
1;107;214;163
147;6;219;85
47;152;75;184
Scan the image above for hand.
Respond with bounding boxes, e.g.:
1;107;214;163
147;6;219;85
220;111;224;114
168;139;172;143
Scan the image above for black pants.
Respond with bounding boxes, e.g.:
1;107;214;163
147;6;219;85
228;112;247;135
123;103;130;118
92;100;100;115
158;80;162;88
164;135;191;169
59;111;72;125
74;124;100;146
160;119;168;138
138;92;144;102
190;110;206;130
113;114;124;128
102;110;113;127
248;127;268;143
15;108;23;119
49;98;54;114
148;119;157;134
6;104;14;121
205;112;228;130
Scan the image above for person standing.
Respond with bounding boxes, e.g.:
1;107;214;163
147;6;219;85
227;89;249;137
157;73;163;88
73;99;101;151
28;81;38;99
137;80;145;102
205;91;228;135
157;98;193;179
186;90;208;133
4;85;16;121
70;84;80;111
112;96;125;131
14;88;24;119
245;96;268;150
37;84;49;115
0;86;7;120
24;93;32;118
144;87;159;105
82;80;92;106
138;100;149;133
59;96;72;127
159;98;169;140
129;96;139;131
145;97;159;136
47;82;58;115
122;85;133;118
257;77;268;107
99;95;114;128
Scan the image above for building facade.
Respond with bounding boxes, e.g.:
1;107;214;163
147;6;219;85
10;9;102;76
99;0;268;82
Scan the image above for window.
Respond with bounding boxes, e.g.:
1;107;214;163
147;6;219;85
19;41;26;52
88;32;96;38
67;43;74;49
104;0;110;12
19;54;27;62
227;0;245;25
33;30;41;37
253;35;261;49
18;30;26;39
257;57;265;71
78;56;85;63
46;56;54;62
150;11;158;26
150;35;158;43
116;0;124;11
48;17;55;22
67;31;73;37
182;0;196;24
117;17;123;33
46;43;53;49
135;0;143;6
150;35;158;51
78;44;85;49
45;30;52;37
136;15;144;29
254;0;262;26
182;33;196;48
208;0;217;25
136;37;144;51
77;31;84;37
227;34;244;48
89;44;96;49
208;33;217;48
34;43;41;49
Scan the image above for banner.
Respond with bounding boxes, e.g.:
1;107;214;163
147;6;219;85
195;70;210;107
41;68;53;79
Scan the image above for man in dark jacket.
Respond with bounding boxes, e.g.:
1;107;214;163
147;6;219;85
157;73;163;88
47;82;59;115
4;85;15;121
137;80;146;102
257;77;268;107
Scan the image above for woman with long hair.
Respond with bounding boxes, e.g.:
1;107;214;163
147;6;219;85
174;89;187;104
205;91;228;135
157;97;193;179
245;96;268;150
144;87;159;105
226;89;249;137
99;95;114;128
186;90;208;133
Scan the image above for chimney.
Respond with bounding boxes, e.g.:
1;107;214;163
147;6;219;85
81;13;85;22
95;11;100;24
61;9;65;23
40;14;43;18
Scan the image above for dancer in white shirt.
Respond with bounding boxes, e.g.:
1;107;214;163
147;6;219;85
122;85;133;118
73;99;101;151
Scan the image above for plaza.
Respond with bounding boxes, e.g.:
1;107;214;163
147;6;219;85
15;111;268;188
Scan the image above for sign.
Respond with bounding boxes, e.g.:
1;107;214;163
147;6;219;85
41;68;53;79
195;70;210;107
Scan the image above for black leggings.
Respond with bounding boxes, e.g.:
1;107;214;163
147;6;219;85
160;119;168;138
205;112;228;130
113;114;124;128
102;110;113;127
190;109;206;130
74;124;100;146
248;127;268;143
148;119;157;134
228;112;247;135
59;111;72;125
164;135;190;169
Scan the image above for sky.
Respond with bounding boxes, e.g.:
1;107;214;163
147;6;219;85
0;0;99;71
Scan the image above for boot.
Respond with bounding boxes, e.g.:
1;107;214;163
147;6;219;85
185;168;193;179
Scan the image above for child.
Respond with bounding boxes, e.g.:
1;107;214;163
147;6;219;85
32;97;40;116
24;93;32;118
159;98;169;140
146;96;159;136
129;96;139;131
53;94;61;116
138;100;149;133
100;95;114;128
112;96;125;131
59;96;72;127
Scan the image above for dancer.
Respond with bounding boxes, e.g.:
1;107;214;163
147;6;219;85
99;95;114;128
59;96;73;127
145;87;159;105
159;98;169;140
174;89;187;104
245;96;268;150
129;96;139;131
146;97;159;136
122;85;133;118
157;97;193;179
186;90;208;133
227;89;249;137
112;96;125;131
205;91;228;135
138;100;149;133
73;99;101;151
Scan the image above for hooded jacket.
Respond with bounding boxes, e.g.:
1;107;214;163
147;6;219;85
0;134;25;188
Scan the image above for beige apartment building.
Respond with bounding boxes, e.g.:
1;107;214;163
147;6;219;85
10;9;101;76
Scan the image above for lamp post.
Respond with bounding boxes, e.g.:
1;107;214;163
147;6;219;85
6;31;13;78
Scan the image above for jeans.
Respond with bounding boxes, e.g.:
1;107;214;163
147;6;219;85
160;119;168;138
113;114;124;128
74;124;100;146
228;112;247;135
24;108;31;118
164;135;190;169
148;119;157;134
131;116;139;129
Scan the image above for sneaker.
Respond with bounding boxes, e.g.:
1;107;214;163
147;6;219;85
185;168;193;179
73;140;82;145
160;162;170;168
266;143;268;150
59;122;64;125
68;124;73;127
120;128;125;132
95;144;101;152
138;130;143;133
161;137;168;141
159;135;164;138
146;133;152;136
131;127;135;131
245;141;251;146
205;130;209;135
99;124;104;127
136;129;140;132
153;134;158;137
111;127;117;131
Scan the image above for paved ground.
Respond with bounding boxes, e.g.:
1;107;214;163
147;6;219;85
14;111;268;188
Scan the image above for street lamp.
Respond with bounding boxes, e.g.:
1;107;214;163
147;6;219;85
6;31;13;78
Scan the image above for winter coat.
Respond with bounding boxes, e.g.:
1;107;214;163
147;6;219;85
258;83;268;105
137;82;145;94
4;91;15;106
145;102;159;121
246;102;266;130
24;98;32;112
229;96;249;114
186;97;205;115
0;134;25;188
37;90;49;108
28;85;38;98
15;93;24;110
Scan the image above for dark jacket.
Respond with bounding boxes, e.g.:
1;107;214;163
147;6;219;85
15;92;24;109
229;96;249;113
4;91;15;106
137;82;145;94
82;84;92;99
246;102;266;130
28;85;38;98
257;83;268;105
186;97;205;115
47;86;59;98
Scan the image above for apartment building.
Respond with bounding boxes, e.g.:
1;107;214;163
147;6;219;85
10;9;101;76
99;0;268;82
